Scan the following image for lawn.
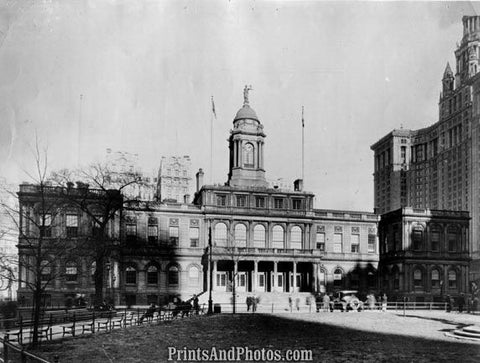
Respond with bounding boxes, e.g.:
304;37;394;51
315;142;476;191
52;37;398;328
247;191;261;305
29;312;480;362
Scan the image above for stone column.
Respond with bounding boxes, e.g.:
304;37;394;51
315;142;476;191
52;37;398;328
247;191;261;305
312;263;318;293
253;260;258;293
273;261;278;292
292;261;297;292
213;260;217;291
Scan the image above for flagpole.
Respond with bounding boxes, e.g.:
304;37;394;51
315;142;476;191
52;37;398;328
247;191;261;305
302;106;305;184
210;96;213;185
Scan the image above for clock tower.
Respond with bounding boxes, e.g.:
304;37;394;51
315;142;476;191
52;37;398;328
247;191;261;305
227;86;268;188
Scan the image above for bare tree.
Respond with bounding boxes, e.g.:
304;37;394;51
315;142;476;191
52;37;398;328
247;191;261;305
50;163;141;308
0;142;79;347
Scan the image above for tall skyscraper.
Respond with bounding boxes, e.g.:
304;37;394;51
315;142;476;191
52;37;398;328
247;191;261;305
371;15;480;280
157;156;192;203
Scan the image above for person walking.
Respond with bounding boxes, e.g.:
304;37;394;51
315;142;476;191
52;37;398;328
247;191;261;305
193;295;199;315
381;293;388;312
246;296;252;312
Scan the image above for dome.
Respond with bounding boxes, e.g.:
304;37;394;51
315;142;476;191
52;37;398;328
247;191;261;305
234;105;259;122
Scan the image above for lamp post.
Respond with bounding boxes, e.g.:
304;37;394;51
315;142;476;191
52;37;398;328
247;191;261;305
112;274;116;309
106;262;112;307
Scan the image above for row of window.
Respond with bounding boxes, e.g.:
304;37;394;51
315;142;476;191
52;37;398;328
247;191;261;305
213;223;376;253
38;261;200;287
385;268;459;289
216;194;304;210
125;224;200;247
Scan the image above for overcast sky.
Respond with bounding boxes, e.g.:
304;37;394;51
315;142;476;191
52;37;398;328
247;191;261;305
0;1;479;210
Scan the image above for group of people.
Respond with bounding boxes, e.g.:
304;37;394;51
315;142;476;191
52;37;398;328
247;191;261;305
246;296;259;312
314;292;388;312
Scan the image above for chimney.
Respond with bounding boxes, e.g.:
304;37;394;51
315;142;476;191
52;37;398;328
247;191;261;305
196;168;204;192
294;179;303;192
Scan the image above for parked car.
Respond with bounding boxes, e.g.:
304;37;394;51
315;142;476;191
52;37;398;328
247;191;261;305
332;290;364;312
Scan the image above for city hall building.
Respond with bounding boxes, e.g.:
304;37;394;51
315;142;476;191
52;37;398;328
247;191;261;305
17;91;382;307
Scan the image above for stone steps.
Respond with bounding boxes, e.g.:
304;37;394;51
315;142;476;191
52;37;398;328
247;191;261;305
447;325;480;341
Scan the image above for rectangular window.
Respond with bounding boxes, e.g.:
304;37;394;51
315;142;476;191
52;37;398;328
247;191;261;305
292;199;302;210
189;227;199;247
274;198;284;209
400;146;406;164
169;226;179;246
368;234;376;253
333;233;342;253
255;197;265;208
216;195;226;206
316;232;325;251
236;195;246;207
351;234;360;253
40;214;52;237
126;224;137;243
66;214;78;237
148;225;158;243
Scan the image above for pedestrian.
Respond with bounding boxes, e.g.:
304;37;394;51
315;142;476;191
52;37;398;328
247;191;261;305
295;297;300;311
288;296;293;311
252;296;258;312
366;293;376;310
323;294;331;312
381;293;388;312
193;294;199;315
315;294;322;312
246;296;252;312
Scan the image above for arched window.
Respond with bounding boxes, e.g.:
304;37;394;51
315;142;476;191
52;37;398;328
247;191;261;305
290;226;302;250
413;269;423;288
272;225;284;249
147;265;159;285
188;266;200;286
65;261;78;282
214;223;227;246
40;260;51;282
431;269;440;288
168;265;179;285
244;143;254;168
412;227;424;251
234;224;247;248
125;266;137;285
253;225;266;248
319;269;327;290
448;270;457;289
333;268;343;288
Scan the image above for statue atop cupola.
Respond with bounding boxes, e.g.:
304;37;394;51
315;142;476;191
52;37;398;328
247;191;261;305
227;86;268;188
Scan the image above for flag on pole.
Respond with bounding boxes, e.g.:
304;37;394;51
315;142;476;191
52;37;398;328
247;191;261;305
302;106;304;128
211;96;217;119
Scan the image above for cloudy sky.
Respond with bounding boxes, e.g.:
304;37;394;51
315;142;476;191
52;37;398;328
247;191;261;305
0;0;479;210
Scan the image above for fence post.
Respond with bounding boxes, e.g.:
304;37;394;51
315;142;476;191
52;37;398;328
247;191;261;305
4;338;9;363
19;315;23;346
72;312;76;337
124;307;127;328
21;347;27;363
49;314;53;341
137;308;140;325
92;310;96;334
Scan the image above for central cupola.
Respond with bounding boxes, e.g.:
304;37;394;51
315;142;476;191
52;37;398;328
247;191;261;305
227;85;268;188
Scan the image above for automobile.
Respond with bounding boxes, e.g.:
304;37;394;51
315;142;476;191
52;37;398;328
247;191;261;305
332;290;364;312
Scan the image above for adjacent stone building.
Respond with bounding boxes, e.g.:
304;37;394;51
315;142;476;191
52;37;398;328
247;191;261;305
371;15;480;281
378;207;470;302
